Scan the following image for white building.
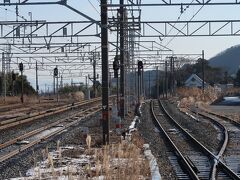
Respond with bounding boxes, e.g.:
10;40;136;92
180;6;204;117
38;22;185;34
185;74;208;88
214;83;234;93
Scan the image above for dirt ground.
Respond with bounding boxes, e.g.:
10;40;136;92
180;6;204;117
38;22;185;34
208;105;240;114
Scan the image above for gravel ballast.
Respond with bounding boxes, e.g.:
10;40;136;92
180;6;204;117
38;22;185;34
138;101;178;180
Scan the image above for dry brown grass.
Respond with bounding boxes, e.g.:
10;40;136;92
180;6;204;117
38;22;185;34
225;87;240;95
234;114;240;122
220;113;240;123
93;141;150;179
19;133;151;179
177;87;219;108
0;94;75;106
0;95;47;106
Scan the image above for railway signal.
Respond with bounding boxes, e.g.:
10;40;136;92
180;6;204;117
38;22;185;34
54;67;58;77
138;60;143;69
138;60;143;75
53;67;59;102
113;55;119;78
19;62;23;72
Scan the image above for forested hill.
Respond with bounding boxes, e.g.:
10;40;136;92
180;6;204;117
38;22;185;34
209;45;240;75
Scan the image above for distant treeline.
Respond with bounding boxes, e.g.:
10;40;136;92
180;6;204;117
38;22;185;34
0;72;36;96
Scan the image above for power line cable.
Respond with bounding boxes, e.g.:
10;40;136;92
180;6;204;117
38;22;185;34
164;4;205;47
161;0;195;43
87;0;100;14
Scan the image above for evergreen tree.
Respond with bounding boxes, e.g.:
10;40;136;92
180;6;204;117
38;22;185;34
177;59;225;86
234;69;240;87
0;72;36;96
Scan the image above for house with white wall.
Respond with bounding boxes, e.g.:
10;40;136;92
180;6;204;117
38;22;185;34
184;74;208;88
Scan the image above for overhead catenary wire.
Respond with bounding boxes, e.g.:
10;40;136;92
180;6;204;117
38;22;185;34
164;4;205;47
87;0;100;14
161;0;195;43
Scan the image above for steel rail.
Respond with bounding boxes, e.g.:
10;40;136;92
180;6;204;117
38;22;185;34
0;108;87;149
160;100;240;180
0;106;100;163
205;109;240;127
189;108;240;179
150;100;200;180
188;108;229;179
189;108;229;157
0;97;102;130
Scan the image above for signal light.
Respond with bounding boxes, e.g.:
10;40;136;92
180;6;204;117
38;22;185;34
138;60;143;76
113;56;119;78
54;67;58;77
138;60;143;69
113;59;119;71
19;62;23;72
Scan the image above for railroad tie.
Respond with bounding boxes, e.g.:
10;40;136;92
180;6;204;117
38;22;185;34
185;156;200;174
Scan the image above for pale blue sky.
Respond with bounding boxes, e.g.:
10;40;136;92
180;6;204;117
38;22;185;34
1;0;240;91
19;0;240;58
3;0;240;58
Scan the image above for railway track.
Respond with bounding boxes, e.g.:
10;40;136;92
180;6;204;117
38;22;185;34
151;99;239;179
189;107;240;179
151;102;194;179
0;97;102;130
0;105;101;163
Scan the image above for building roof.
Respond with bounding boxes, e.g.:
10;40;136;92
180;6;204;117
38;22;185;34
185;74;207;87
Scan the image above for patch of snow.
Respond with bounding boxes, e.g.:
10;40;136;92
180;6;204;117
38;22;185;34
185;111;199;122
15;140;30;145
129;116;138;131
128;102;142;132
91;175;105;180
177;101;180;108
168;128;178;134
143;144;161;180
153;127;160;133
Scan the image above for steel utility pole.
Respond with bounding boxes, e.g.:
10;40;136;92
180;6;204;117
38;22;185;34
138;66;140;103
120;0;125;120
93;56;96;98
85;76;90;100
57;73;59;103
142;65;145;98
36;61;39;103
101;0;109;145
53;74;55;95
139;67;142;98
2;53;6;102
117;73;119;109
91;52;98;98
113;56;119;109
156;66;159;99
202;50;205;93
165;61;168;98
89;52;99;98
170;57;174;95
60;75;63;89
148;71;151;98
12;71;16;96
172;57;175;95
134;68;137;102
